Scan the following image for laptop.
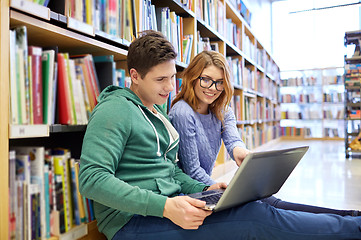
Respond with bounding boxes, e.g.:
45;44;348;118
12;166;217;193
188;146;309;212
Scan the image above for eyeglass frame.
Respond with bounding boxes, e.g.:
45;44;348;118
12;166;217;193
198;76;224;91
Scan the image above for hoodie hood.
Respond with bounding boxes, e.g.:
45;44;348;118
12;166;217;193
96;85;177;159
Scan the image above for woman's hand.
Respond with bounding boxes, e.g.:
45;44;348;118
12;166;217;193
233;147;251;166
207;182;227;191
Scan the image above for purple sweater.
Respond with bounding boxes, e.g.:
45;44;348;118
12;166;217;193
169;100;246;185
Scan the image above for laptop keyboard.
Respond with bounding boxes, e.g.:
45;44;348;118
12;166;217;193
198;191;223;204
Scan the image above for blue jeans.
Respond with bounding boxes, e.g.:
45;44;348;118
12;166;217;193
261;196;358;216
112;200;361;240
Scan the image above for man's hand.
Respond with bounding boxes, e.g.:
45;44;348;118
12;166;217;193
233;147;251;166
163;196;212;229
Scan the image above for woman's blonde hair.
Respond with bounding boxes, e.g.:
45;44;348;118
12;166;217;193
172;51;233;123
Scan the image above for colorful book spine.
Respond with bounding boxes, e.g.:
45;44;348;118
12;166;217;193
53;155;68;233
57;53;73;125
28;46;44;124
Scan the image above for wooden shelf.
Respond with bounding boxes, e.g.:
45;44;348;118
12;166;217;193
10;10;128;61
0;1;10;239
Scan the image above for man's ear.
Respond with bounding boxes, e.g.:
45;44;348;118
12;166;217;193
130;68;140;85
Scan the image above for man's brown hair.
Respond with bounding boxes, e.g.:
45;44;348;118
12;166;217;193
127;30;177;78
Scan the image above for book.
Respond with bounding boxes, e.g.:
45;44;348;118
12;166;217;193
9;150;16;239
53;149;73;233
72;54;100;111
9;30;18;124
14;26;30;125
29;183;41;240
43;46;59;125
28;54;33;124
74;64;91;119
68;59;83;124
116;68;126;88
73;161;86;223
63;54;77;124
15;154;30;240
16;48;27;125
93;55;116;91
43;163;51;238
53;155;67;234
42;49;55;125
57;53;73;125
28;46;44;124
69;158;81;225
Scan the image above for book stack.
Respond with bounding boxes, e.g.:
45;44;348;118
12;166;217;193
8;147;93;239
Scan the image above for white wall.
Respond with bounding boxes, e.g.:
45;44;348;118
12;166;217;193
272;0;360;71
242;0;273;54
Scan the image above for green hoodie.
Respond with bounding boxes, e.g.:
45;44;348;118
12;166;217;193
79;86;206;239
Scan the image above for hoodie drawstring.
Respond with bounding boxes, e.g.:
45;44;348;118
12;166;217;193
138;106;162;157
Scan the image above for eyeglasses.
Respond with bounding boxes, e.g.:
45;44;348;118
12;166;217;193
198;76;224;91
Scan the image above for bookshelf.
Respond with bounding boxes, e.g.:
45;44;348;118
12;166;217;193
1;0;281;239
344;30;361;158
279;67;344;140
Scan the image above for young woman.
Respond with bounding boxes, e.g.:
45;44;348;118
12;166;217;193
169;50;360;216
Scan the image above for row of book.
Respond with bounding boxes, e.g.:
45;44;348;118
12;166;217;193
256;71;264;94
324;128;342;138
239;124;280;150
8;147;94;240
227;0;252;26
230;95;280;123
196;32;220;54
243;67;255;90
139;4;196;65
281;126;343;138
226;56;278;99
243;97;264;122
264;78;279;101
323;92;344;103
48;0;136;43
9;25;131;126
196;0;225;35
281;127;312;138
345;63;361;87
155;7;184;63
265;101;281;121
255;47;266;70
243;33;256;62
282;75;344;87
227;57;243;87
323;75;344;85
225;19;241;50
323;109;344;119
280;94;319;103
9;25;66;126
281;110;322;120
281;76;320;87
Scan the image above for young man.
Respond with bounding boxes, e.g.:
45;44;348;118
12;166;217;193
78;30;361;240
